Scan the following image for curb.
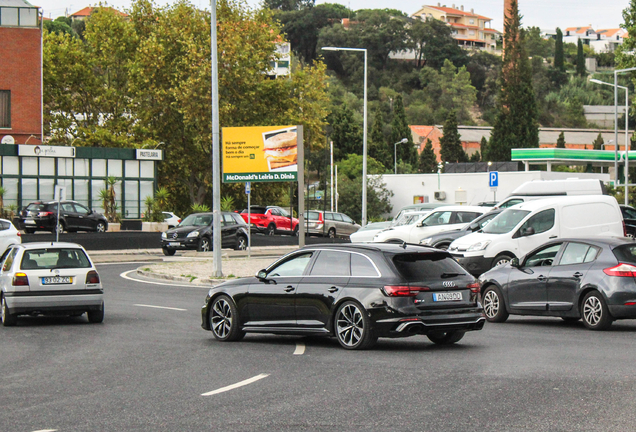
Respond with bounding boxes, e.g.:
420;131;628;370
135;268;226;286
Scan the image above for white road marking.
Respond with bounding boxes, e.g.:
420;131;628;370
96;261;155;266
32;429;57;432
119;270;202;288
201;373;269;396
293;342;305;355
134;304;187;312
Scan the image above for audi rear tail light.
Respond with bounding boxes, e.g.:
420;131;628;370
12;273;29;286
467;282;480;293
86;270;100;284
38;211;53;217
382;285;430;297
603;263;636;277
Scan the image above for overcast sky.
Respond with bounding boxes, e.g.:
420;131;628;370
36;0;630;32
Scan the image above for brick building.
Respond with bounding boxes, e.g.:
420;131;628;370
0;0;42;145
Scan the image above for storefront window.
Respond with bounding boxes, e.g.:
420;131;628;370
39;157;54;176
21;178;37;201
108;159;122;177
74;179;89;206
39;178;55;201
3;156;18;175
125;160;139;178
140;161;154;178
58;158;73;176
124;180;139;218
92;159;106;177
22;157;37;175
74;158;88;177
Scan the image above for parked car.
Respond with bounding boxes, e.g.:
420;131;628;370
200;243;485;349
351;211;431;243
620;205;636;238
493;178;607;209
479;237;636;330
0;219;21;255
419;209;503;250
161;211;248;256
303;210;361;238
239;205;299;236
449;195;625;277
392;203;452;222
373;206;487;244
0;242;104;326
20;201;108;234
163;212;181;228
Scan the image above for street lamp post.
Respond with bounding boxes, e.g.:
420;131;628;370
394;138;408;174
591;77;631;204
322;46;368;226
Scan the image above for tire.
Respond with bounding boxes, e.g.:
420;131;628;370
293;225;299;237
52;221;65;234
266;224;276;236
235;235;247;251
581;291;613;330
198;237;211;252
491;253;514;269
96;221;106;233
24;228;35;234
482;285;509;323
328;228;336;239
427;330;465;345
334;301;377;350
209;295;245;341
162;247;176;256
87;302;104;323
1;296;16;327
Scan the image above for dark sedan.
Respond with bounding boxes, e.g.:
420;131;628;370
479;237;636;330
161;212;248;256
419;209;503;250
201;243;485;350
20;201;108;234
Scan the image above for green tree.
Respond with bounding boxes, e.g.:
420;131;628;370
418;139;437;173
409;18;467;69
329;103;362;161
617;0;636;72
479;136;489;161
522;26;554;59
44;17;75;36
556;131;566;148
488;0;539;161
469;151;481;162
263;0;315;10
592;132;604;150
554;28;564;71
576;38;586;76
368;109;391;169
390;95;417;167
439;110;467;163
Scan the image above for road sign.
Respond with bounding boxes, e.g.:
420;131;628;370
489;171;499;188
245;182;251;195
54;185;66;202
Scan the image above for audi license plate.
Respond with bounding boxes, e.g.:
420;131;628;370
433;292;462;302
42;276;73;285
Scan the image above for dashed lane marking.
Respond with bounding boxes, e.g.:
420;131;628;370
293;342;305;355
134;304;187;312
201;374;270;396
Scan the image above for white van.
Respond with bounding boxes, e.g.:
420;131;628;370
494;179;607;209
448;195;624;276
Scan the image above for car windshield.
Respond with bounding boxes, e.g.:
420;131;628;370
179;214;212;227
21;248;91;270
241;206;267;214
482;210;530;234
396;213;428;226
420;211;452;227
391;252;468;281
612;244;636;263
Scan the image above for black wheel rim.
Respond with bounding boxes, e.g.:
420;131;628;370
211;298;232;339
336;304;364;347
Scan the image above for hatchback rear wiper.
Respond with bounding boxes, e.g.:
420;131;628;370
440;272;462;278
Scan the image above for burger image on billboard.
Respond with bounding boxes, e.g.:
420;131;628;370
263;131;297;171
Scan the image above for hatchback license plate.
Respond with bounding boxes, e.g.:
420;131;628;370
42;276;73;285
433;292;462;302
25;218;35;225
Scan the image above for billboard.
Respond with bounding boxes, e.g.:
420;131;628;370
222;126;299;183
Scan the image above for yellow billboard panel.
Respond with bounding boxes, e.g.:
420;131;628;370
222;126;298;183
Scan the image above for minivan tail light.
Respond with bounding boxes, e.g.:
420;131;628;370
13;273;29;286
467;282;480;293
382;285;430;297
603;263;636;277
86;270;100;284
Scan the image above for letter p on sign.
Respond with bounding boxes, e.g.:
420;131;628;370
489;171;498;188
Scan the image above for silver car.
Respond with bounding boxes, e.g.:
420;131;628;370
304;210;361;238
0;242;104;326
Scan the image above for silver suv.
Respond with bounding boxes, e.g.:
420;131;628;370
304;210;361;238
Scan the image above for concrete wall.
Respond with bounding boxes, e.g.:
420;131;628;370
380;171;610;217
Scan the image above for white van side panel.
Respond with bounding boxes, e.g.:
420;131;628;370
510;179;604;196
560;202;623;237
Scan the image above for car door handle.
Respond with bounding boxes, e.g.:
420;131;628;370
284;286;295;292
549;236;557;239
573;272;583;278
328;287;339;293
537;275;547;282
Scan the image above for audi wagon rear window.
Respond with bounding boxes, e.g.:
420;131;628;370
391;252;468;282
304;211;320;221
612;244;636;263
21;248;91;270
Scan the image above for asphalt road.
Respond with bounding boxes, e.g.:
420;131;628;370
2;263;636;431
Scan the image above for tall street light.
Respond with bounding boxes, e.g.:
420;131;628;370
613;68;636;199
394;138;407;174
591;78;630;204
322;46;368;226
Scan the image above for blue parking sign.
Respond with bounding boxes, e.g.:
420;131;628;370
245;182;251;194
489;171;499;188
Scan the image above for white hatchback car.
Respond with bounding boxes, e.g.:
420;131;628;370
0;218;21;254
163;212;181;228
0;242;104;326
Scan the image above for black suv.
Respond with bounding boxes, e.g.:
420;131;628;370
161;211;249;256
20;201;108;234
201;243;485;349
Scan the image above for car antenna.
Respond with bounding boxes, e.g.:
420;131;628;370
401;241;407;249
